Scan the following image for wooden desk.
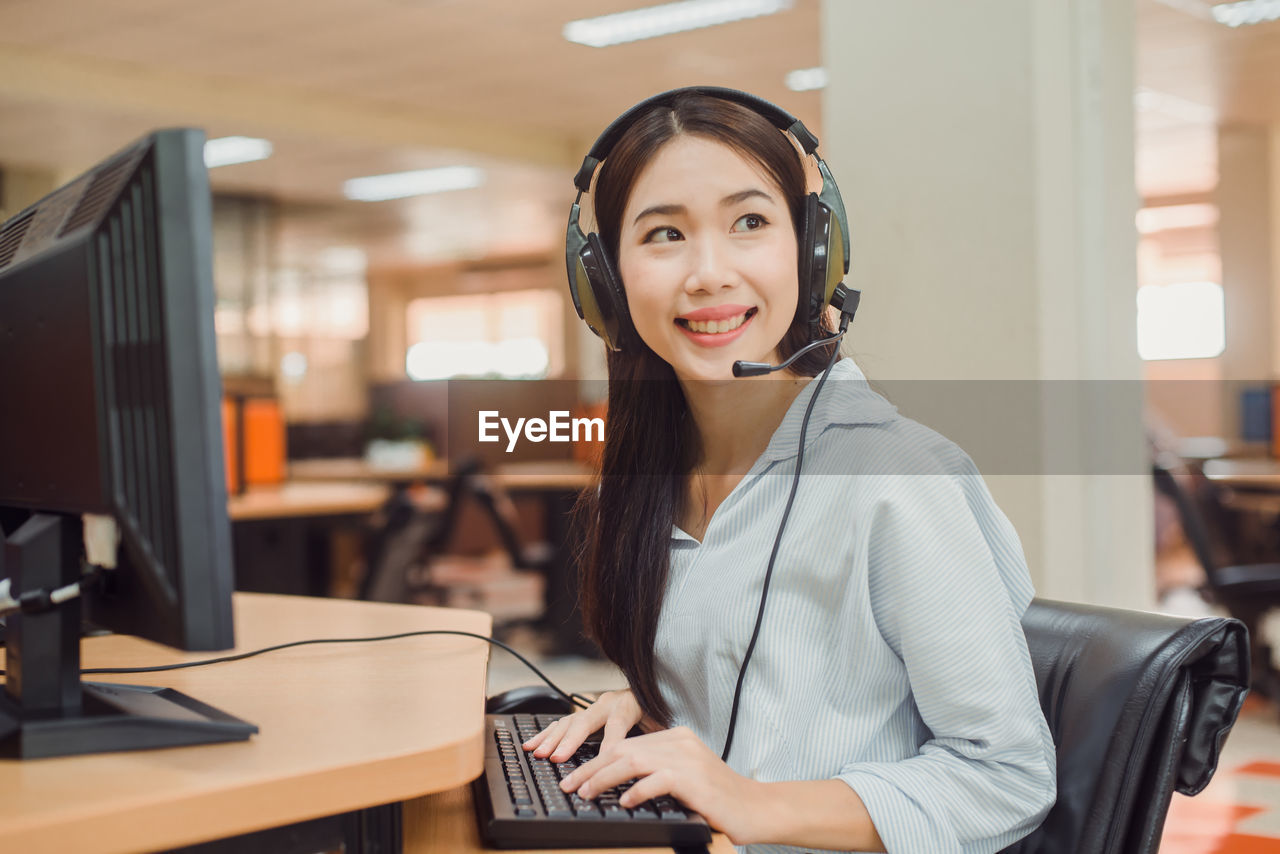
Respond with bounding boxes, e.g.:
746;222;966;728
1;593;492;854
227;480;394;521
284;458;598;653
1202;458;1280;490
1176;437;1270;463
288;457;596;492
490;459;597;493
404;784;738;854
289;457;448;484
227;482;447;596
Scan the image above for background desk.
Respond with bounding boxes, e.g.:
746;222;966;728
227;480;395;521
287;459;599;653
227;481;446;597
286;457;596;492
1;593;491;854
288;457;447;485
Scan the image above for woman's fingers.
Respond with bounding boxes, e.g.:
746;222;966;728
564;749;644;798
528;708;606;760
598;709;634;756
523;690;638;762
617;769;674;808
526;716;572;757
548;709;605;761
522;725;549;750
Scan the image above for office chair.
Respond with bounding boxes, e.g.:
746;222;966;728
1152;460;1280;698
362;458;554;631
359;458;482;602
1003;598;1248;854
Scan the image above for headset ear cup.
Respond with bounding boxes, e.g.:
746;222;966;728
584;232;637;353
824;205;848;305
801;193;834;330
798;193;818;323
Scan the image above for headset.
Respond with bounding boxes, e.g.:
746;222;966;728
564;85;851;354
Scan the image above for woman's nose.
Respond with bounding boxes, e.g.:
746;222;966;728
684;236;738;293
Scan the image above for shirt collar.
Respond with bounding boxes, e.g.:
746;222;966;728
668;358;898;542
757;357;898;463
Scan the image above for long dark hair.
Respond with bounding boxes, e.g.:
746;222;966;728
574;92;838;727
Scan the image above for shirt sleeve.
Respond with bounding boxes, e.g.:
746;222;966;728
834;474;1056;854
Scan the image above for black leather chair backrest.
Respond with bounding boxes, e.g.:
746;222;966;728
1002;598;1248;854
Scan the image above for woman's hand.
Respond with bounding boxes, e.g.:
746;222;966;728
521;689;654;762
557;725;770;846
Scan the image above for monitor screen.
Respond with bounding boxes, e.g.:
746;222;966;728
0;128;254;757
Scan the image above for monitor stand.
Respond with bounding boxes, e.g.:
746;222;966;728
0;513;257;759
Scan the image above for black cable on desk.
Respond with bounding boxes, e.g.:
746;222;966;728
0;630;595;711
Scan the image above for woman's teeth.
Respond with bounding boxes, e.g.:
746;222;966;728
682;311;751;334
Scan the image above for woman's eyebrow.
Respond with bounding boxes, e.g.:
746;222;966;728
633;203;684;225
631;189;775;226
722;188;774;207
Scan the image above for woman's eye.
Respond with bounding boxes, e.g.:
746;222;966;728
645;227;683;244
731;214;768;232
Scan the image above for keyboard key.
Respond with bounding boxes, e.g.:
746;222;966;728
571;798;601;817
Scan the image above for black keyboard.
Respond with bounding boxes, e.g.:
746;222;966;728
472;713;713;849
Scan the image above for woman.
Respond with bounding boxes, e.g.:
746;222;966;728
524;88;1056;853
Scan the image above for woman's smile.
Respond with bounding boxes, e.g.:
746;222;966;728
675;306;758;345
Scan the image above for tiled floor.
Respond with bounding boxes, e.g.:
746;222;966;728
485;625;1280;853
1162;694;1280;853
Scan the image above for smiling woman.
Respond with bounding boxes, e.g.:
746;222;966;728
532;88;1057;854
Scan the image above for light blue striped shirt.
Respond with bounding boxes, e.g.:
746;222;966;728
653;358;1056;854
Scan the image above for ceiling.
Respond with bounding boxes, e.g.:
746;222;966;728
1137;0;1280;199
0;0;1276;265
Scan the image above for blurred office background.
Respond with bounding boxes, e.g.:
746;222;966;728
3;2;1280;846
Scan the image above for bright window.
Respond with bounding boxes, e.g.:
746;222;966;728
405;289;563;380
1136;281;1225;361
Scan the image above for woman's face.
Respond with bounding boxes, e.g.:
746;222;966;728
616;135;799;384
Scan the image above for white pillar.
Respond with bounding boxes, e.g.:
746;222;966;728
822;0;1153;609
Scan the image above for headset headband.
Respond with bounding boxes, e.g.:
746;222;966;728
573;86;821;194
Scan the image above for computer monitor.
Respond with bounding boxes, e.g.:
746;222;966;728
0;128;257;758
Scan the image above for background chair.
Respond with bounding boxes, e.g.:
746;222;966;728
1003;598;1248;854
1153;459;1280;698
358;457;481;603
360;457;554;633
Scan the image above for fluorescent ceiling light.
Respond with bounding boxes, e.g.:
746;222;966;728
1211;0;1280;27
785;67;827;92
203;136;273;169
564;0;792;48
343;166;485;202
